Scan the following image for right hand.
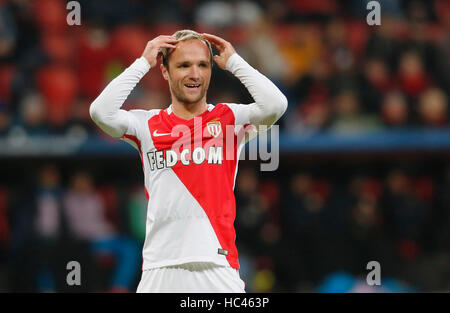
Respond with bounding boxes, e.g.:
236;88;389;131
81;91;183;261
141;35;178;68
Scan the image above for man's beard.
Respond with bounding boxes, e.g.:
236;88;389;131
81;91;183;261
169;81;208;105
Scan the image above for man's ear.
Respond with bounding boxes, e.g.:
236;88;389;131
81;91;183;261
160;64;169;81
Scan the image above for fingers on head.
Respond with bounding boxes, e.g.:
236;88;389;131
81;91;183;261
156;35;178;43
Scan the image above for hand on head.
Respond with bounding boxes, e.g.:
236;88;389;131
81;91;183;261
141;33;236;70
201;33;236;70
141;35;178;68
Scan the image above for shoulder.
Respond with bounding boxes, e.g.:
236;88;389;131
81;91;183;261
217;102;254;115
127;108;164;120
208;103;253;125
213;103;243;112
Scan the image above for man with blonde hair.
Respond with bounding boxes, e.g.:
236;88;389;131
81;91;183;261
90;29;287;292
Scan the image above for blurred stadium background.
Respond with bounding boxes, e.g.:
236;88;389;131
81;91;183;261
0;0;449;292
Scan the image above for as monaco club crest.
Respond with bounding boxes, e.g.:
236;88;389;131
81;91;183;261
206;119;222;138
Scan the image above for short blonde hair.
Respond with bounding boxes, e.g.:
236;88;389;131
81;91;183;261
161;29;214;68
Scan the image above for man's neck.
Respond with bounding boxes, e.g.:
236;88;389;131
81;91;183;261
171;101;208;120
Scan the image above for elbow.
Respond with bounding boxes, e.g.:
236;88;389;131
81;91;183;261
89;101;100;123
272;93;288;120
279;93;288;116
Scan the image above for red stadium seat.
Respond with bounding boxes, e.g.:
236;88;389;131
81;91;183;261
33;0;68;33
153;23;185;38
274;23;296;45
42;33;74;64
345;20;369;55
111;25;150;65
0;65;16;102
36;65;78;125
226;26;250;46
286;0;338;15
75;27;113;100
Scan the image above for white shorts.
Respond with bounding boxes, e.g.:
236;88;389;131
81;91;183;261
136;262;246;293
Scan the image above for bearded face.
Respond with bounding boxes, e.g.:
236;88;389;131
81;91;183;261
161;39;212;107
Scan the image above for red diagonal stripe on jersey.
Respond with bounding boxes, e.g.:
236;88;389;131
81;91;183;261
148;104;240;268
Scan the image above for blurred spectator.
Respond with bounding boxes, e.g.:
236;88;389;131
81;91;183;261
380;91;410;127
281;172;327;284
0;185;7;291
78;0;144;27
66;97;96;135
396;50;430;98
36;64;78;132
316;270;416;293
417;87;448;127
75;23;113;101
41;32;74;65
6;0;44;71
434;5;450;93
32;0;67;34
235;166;269;255
0;0;448;137
348;0;404;19
284;0;338;22
284;56;332;134
285;97;331;135
0;64;15;136
127;185;147;243
381;169;428;261
0;107;12;136
0;185;8;255
0;2;16;60
434;164;450;252
329;89;381;134
110;24;148;66
33;164;64;292
16;91;49;135
282;172;326;233
239;18;288;84
195;1;263;29
365;16;402;68
346;176;397;275
63;171;140;292
324;19;355;73
279;23;323;85
235;167;288;291
360;58;395;114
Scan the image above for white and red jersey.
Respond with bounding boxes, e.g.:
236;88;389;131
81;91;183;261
90;53;287;270
122;103;256;269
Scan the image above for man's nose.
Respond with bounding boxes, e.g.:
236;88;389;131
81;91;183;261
188;66;201;80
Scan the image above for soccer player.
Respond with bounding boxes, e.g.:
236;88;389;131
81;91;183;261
89;30;287;292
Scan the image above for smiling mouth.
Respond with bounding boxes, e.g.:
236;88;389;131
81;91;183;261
184;84;201;89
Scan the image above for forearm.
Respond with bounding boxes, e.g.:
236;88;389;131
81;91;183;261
226;53;288;127
89;56;151;138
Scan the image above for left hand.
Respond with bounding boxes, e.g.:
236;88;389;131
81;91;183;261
201;33;236;70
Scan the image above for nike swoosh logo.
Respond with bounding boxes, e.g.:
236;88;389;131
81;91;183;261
153;130;172;137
